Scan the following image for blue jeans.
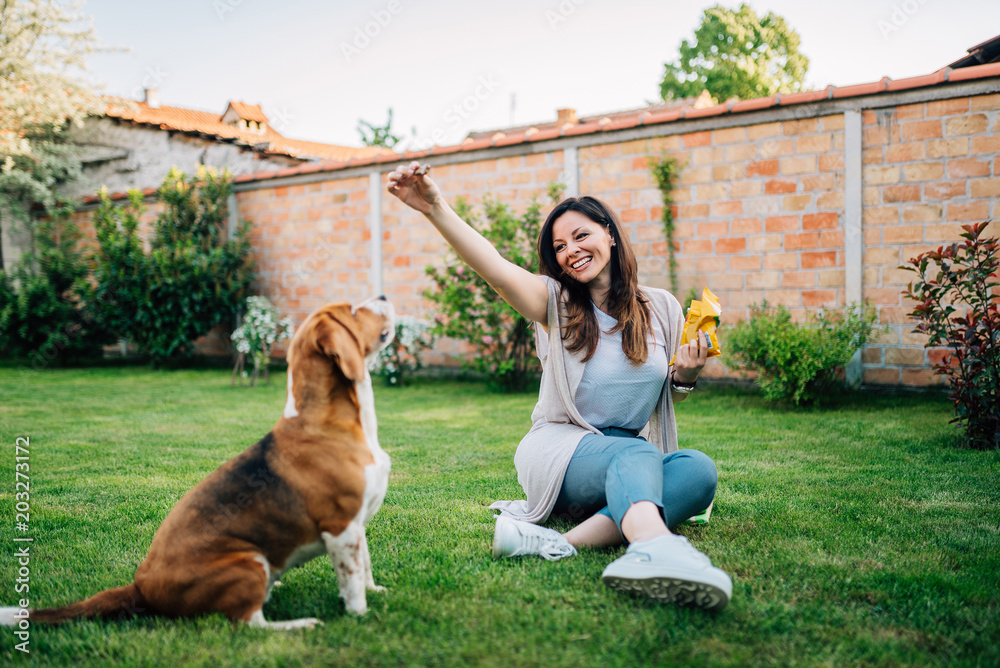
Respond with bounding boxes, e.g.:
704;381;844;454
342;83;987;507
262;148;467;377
552;427;717;532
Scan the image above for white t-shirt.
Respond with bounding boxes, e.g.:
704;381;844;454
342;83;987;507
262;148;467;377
574;307;669;432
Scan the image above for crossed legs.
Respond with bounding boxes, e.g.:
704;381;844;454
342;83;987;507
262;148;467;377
551;430;718;547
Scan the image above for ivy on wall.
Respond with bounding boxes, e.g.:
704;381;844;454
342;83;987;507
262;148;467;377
649;154;681;292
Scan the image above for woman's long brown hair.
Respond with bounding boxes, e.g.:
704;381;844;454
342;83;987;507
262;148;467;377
537;196;652;364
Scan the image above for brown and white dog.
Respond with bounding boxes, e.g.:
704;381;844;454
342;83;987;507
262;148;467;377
0;297;395;629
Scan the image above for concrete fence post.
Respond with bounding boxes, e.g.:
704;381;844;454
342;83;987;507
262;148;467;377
844;109;864;389
368;170;383;298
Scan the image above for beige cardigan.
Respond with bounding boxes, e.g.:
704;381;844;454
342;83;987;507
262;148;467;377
489;276;685;524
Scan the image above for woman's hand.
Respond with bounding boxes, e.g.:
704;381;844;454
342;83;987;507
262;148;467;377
386;161;443;215
672;330;709;384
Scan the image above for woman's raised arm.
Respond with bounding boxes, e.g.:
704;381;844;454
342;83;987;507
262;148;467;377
387;161;549;324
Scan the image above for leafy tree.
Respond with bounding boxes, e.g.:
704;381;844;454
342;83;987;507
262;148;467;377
0;0;114;269
93;167;255;365
357;108;401;149
659;3;809;102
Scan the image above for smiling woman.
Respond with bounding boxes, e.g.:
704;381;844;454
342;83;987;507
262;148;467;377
536;198;650;366
387;161;733;611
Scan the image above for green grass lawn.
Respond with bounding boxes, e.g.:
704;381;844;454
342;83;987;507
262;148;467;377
0;367;997;667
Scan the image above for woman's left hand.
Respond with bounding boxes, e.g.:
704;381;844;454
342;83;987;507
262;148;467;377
672;330;708;384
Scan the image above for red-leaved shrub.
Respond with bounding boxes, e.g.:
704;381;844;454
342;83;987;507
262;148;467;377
902;222;999;449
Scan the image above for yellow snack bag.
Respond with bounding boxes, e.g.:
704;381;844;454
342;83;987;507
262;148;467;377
670;287;721;365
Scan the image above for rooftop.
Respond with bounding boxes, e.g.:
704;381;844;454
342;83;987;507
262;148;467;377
103;92;395;163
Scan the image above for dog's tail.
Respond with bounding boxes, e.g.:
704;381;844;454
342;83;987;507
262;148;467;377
0;582;150;626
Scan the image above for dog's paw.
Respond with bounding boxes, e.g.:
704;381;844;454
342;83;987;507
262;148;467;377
343;599;368;616
367;583;386;593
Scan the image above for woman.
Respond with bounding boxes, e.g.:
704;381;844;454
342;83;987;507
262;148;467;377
387;161;732;611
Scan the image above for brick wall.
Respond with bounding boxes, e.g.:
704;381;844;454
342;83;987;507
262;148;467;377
65;83;1000;387
247;89;998;386
381;153;565;365
238;177;372;317
858;95;1000;386
574;115;853;380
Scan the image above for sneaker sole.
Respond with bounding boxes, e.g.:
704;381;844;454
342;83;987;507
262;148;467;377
602;574;730;611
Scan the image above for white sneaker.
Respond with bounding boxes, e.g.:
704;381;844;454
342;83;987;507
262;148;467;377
492;514;577;561
601;533;732;611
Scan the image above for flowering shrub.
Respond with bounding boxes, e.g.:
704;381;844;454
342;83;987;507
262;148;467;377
726;301;885;405
902;222;999;450
231;296;294;386
370;315;434;386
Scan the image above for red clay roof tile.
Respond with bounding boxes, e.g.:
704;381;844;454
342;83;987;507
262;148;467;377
950;61;1000;81
729;96;776;113
494;132;529;147
831;80;886;99
429;144;464;156
526;127;562;142
603;117;641;131
643;109;684;125
225;101;268;123
563;121;603;137
886;70;948;91
218;61;1000;186
460;137;493;151
683;105;726;119
398;149;433;162
777;89;829;105
103;96;392;163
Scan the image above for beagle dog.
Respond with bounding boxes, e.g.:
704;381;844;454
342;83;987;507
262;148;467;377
0;297;395;629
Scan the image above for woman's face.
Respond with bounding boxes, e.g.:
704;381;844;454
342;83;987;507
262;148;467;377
550;210;615;285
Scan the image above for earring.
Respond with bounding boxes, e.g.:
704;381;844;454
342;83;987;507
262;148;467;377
611;240;616;247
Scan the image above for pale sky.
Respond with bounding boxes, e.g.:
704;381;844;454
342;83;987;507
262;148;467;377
83;0;999;151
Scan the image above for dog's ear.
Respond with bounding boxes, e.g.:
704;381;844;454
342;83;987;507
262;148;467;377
314;307;366;382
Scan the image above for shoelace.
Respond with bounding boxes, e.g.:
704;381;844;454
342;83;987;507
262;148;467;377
517;525;576;561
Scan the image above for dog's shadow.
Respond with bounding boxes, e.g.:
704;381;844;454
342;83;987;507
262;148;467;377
257;561;378;623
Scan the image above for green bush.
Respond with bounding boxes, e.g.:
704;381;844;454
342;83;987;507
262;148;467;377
425;185;562;392
0;209;114;367
725;301;885;405
92;167;254;365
